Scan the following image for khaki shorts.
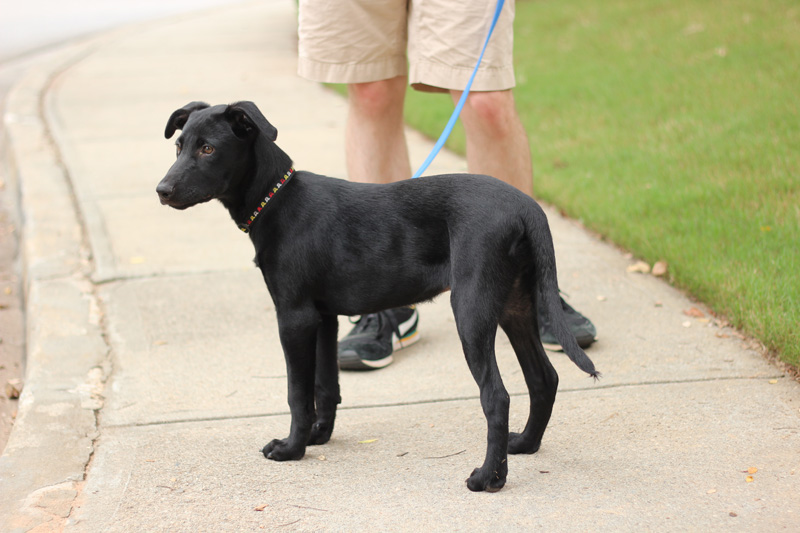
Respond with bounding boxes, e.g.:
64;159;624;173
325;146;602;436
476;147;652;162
297;0;516;92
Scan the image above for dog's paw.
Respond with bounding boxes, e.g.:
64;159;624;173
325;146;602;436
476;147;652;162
262;438;305;461
307;421;333;446
508;432;541;455
466;465;507;493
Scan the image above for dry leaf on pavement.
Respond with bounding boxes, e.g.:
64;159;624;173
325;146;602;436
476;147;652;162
652;261;668;276
5;378;22;399
626;260;651;274
683;307;705;318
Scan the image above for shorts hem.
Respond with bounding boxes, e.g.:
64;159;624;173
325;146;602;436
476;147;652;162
409;60;516;93
298;56;407;85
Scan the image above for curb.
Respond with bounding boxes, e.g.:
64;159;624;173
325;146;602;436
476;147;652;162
0;38;111;531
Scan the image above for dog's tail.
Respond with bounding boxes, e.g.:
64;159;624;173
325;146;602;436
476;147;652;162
526;207;599;379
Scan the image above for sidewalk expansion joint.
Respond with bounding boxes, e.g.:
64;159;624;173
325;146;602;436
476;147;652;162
91;267;259;286
102;374;784;430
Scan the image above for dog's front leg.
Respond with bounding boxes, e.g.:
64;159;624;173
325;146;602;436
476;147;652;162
262;306;320;461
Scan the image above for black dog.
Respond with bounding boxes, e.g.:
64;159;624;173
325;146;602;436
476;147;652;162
157;101;598;492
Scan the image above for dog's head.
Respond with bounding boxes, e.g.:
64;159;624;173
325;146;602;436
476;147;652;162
156;101;279;209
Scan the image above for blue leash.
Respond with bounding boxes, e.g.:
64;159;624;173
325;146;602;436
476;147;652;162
411;0;506;179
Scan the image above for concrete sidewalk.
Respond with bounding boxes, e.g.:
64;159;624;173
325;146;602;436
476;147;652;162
1;0;798;530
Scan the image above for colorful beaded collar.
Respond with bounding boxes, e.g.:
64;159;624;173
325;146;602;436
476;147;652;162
237;168;295;233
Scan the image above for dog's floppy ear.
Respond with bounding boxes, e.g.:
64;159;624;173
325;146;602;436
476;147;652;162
224;101;278;142
164;101;210;138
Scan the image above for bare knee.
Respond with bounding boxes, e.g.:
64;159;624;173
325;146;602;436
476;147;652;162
348;77;406;118
458;90;520;138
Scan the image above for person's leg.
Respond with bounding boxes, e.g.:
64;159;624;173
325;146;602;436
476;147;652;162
345;75;412;183
451;89;533;196
340;77;420;371
297;0;419;370
297;0;410;185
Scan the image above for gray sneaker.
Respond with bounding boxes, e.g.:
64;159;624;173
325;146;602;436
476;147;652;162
337;306;420;370
538;297;597;351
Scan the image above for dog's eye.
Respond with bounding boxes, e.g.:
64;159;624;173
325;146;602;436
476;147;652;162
175;144;182;156
201;144;215;155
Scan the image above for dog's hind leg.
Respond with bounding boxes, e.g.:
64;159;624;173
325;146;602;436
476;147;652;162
500;283;558;455
309;314;340;445
451;282;511;492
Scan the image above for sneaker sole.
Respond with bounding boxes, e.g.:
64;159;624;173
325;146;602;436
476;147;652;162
393;329;420;351
542;336;597;352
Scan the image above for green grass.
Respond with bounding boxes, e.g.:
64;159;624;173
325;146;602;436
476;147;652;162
401;0;799;367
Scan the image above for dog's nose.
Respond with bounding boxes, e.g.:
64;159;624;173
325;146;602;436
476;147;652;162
156;181;174;203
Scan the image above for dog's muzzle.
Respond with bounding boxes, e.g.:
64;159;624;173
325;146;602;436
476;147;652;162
156;180;175;205
156;178;214;209
156;178;194;209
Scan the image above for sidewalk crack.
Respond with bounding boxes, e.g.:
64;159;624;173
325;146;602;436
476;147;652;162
103;374;786;430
